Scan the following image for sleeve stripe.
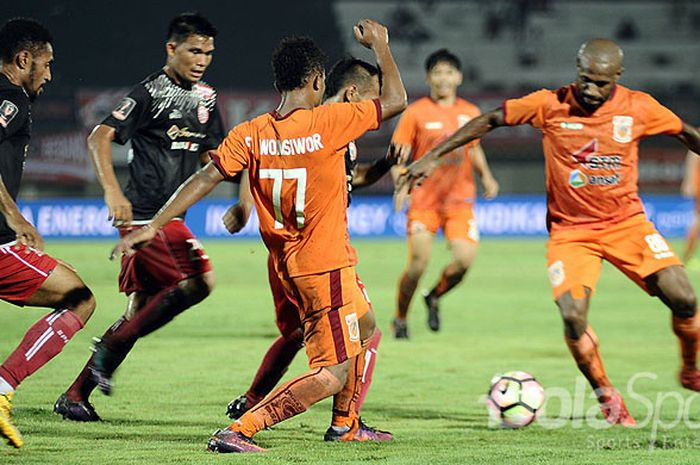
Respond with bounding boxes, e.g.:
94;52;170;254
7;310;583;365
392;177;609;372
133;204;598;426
372;98;382;129
210;153;233;180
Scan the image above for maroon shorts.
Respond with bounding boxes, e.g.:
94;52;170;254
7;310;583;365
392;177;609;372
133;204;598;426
118;220;212;294
0;242;58;305
267;255;302;339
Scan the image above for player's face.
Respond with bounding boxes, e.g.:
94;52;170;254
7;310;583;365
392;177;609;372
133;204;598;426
575;59;619;111
426;62;462;99
26;43;53;101
167;34;215;83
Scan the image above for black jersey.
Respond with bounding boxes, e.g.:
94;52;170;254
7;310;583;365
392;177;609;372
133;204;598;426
102;70;225;220
0;74;32;244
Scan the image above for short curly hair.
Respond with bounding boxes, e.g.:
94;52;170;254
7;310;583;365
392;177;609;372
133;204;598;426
272;36;326;92
0;18;53;64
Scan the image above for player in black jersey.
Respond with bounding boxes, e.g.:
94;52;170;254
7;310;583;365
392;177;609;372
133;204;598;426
221;58;398;441
54;12;224;422
0;18;97;449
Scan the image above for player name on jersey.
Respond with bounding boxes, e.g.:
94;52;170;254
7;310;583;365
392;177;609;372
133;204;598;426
259;133;324;156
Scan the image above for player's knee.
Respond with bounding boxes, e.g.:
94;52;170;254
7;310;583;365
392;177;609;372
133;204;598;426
406;256;429;277
323;363;349;391
178;272;214;305
64;286;96;324
558;305;587;339
669;289;697;319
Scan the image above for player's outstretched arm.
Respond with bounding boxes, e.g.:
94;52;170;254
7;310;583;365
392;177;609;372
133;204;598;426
353;19;407;120
681;150;698;198
471;144;499;199
675;123;700;157
223;170;254;234
88;124;133;226
111;162;225;258
0;176;43;251
352;144;403;189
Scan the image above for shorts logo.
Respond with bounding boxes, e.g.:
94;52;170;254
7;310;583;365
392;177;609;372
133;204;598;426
612;115;633;143
467;218;480;242
457;115;471;127
345;312;360;342
0;100;19;128
111;97;136;121
569;169;587;188
197;104;209;124
548;260;565;288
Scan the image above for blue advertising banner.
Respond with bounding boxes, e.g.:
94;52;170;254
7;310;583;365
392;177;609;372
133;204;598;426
16;195;697;240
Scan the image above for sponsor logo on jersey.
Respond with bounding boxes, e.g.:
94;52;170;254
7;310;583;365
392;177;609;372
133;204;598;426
166;125;206;140
560;122;584;130
457;114;471;127
111;97;136;121
0;100;19;128
168;109;183;120
547;260;565;287
612;115;633;143
345;312;360;342
259;134;324;156
197;104;209;124
425;121;443;129
568;169;587;188
571;139;622;170
588;173;621;185
170;141;200;151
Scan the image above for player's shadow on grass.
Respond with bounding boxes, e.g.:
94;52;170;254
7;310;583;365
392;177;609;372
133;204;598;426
367;404;491;429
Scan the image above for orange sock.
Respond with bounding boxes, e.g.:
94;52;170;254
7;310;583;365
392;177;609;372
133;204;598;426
232;367;342;438
396;272;418;320
564;325;615;401
672;314;700;371
331;341;370;428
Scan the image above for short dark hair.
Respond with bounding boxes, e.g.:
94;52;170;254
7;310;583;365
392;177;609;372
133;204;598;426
272;36;326;92
167;12;217;44
0;18;53;64
425;48;461;72
324;57;381;100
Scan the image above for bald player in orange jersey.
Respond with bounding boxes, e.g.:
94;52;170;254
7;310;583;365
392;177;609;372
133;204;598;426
399;38;700;426
390;49;499;338
111;19;406;452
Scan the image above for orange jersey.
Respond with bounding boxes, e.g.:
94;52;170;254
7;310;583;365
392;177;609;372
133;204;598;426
503;84;683;232
213;99;381;277
392;97;481;211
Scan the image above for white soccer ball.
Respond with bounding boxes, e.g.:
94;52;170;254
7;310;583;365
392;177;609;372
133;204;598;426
486;371;545;428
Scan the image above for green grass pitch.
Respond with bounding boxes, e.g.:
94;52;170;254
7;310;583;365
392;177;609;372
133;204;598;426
2;238;700;464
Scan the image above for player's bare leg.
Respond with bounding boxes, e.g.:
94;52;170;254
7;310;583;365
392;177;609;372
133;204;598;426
0;263;95;447
326;309;392;442
55;292;149;422
556;287;635;426
644;265;700;391
683;213;700;264
424;239;477;331
394;229;433;338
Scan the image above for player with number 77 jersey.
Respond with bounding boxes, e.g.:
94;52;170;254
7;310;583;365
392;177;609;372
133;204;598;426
112;19;406;452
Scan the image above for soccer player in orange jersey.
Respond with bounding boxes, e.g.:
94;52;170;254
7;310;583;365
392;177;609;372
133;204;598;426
400;38;700;426
681;150;700;264
111;19;406;452
390;49;499;338
221;58;398;438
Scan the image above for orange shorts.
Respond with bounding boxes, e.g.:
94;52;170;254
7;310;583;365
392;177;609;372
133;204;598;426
546;214;682;299
285;266;371;369
407;205;479;243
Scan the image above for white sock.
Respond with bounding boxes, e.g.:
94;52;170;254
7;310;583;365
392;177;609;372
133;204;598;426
0;376;14;395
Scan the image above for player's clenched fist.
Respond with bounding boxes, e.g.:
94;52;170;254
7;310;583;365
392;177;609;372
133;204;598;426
353;19;389;49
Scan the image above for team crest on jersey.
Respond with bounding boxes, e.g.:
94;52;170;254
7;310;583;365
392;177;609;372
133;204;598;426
457;114;471;127
568;169;587;188
345;312;360;342
197;103;209;124
548;260;565;288
111;97;136;121
612;115;633;143
347;141;357;162
0;100;19;128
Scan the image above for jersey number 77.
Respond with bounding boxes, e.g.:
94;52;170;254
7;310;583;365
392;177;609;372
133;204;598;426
260;168;307;229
